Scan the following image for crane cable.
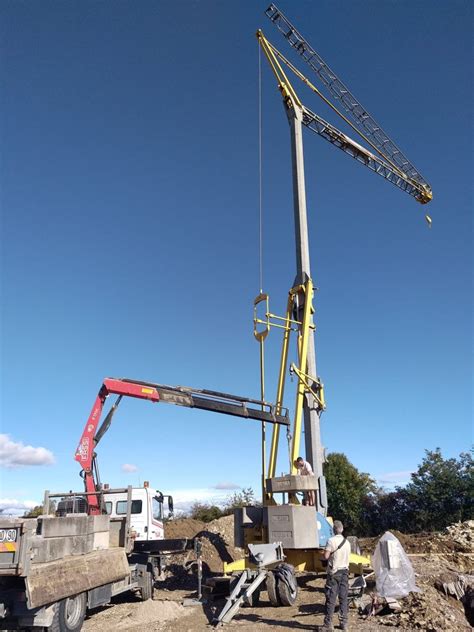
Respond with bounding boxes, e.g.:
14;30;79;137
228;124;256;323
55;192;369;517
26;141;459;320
258;43;264;293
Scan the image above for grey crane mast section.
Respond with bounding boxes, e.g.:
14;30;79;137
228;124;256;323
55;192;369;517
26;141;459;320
288;104;328;515
265;3;432;195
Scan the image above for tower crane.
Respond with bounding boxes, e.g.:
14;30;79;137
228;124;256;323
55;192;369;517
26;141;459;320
252;6;432;525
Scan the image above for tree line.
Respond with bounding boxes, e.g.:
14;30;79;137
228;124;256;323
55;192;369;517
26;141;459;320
189;448;473;535
22;448;472;538
325;448;473;536
189;487;257;522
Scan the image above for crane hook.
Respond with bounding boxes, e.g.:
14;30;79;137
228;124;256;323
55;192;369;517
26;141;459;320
425;215;432;228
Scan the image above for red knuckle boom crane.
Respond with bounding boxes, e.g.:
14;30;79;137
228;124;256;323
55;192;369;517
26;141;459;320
75;377;289;514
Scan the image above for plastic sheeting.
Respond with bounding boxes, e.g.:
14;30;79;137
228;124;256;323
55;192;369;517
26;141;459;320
372;531;420;599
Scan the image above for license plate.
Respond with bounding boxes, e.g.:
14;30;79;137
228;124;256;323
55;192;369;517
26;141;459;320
0;529;18;551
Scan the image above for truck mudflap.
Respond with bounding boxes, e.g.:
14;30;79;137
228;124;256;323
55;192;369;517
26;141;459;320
25;548;130;609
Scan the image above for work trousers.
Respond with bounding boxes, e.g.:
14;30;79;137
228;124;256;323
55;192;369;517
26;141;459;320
324;568;349;627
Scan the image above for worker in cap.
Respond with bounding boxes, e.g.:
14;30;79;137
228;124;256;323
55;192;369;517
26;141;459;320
294;456;315;506
319;520;351;631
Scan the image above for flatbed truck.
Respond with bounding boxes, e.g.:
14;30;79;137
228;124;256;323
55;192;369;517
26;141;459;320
0;485;187;631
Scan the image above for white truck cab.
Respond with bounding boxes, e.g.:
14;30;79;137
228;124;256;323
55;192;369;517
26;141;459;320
102;482;172;542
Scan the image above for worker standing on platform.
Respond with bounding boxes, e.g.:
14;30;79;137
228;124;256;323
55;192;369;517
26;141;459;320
320;520;351;631
294;456;315;506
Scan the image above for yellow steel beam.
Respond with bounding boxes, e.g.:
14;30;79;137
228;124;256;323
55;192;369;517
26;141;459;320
259;338;267;504
256;30;302;109
267;292;294;488
290;279;314;472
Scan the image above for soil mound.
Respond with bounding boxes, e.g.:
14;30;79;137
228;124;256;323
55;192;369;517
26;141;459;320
164;518;205;540
359;520;474;556
84;598;185;631
164;514;243;574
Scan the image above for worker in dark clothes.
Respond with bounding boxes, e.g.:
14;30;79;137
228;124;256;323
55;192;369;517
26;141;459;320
319;520;351;631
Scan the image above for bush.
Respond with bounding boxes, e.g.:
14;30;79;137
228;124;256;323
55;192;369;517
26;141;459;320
189;502;224;522
22;502;56;518
22;505;44;518
222;487;259;515
187;488;258;522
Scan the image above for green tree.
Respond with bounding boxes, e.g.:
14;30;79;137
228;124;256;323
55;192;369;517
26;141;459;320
22;505;45;518
324;453;377;535
189;502;224;522
398;448;473;532
361;487;408;536
223;487;259;515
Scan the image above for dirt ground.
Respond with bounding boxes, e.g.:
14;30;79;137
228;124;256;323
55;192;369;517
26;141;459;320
83;518;474;632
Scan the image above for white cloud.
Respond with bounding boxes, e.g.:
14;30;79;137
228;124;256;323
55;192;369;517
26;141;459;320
211;482;241;490
376;470;413;486
167;487;232;514
121;463;138;473
0;434;55;468
0;498;38;516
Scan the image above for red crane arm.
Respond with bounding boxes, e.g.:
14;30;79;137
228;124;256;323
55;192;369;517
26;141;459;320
74;379;160;514
74;379;160;471
74;376;289;514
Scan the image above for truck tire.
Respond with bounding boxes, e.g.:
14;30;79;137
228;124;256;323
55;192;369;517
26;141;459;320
265;571;281;607
277;575;298;606
49;593;86;632
139;570;154;601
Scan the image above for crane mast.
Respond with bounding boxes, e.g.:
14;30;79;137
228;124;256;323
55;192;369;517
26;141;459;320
256;7;432;517
287;102;327;513
257;30;328;513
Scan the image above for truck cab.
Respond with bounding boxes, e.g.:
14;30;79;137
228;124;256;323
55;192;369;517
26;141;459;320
102;482;172;542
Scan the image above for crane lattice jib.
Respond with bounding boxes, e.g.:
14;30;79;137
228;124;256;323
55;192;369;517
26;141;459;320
301;106;425;202
265;4;432;200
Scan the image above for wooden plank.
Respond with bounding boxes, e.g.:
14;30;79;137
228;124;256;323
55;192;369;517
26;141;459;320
25;548;130;609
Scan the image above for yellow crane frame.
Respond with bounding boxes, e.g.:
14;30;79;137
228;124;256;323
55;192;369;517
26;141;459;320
254;279;325;505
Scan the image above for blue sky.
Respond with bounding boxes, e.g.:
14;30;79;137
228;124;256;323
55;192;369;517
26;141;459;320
1;1;472;514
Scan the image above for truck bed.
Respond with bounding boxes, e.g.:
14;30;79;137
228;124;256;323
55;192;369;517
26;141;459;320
0;515;130;610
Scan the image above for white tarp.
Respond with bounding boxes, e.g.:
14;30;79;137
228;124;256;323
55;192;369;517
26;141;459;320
372;531;420;599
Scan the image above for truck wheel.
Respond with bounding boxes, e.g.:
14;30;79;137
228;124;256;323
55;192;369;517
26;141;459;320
140;570;154;601
277;575;298;606
49;593;86;632
265;571;281;607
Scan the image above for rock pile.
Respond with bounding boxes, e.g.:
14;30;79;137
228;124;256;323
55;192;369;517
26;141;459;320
395;584;471;631
360;520;474;557
358;522;474;630
443;520;474;551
